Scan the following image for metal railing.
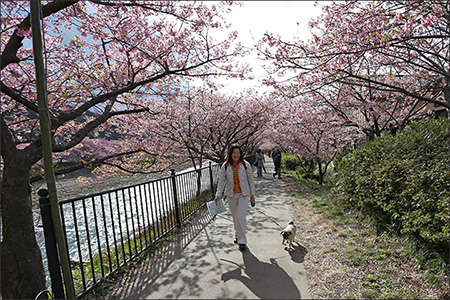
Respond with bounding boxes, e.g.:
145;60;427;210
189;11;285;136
39;162;220;298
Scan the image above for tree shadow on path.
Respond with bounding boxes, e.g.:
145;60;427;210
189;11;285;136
220;248;302;299
111;211;216;299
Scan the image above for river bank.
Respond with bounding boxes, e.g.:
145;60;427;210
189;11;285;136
31;161;194;211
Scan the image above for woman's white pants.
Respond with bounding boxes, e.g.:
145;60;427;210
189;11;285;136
227;193;249;245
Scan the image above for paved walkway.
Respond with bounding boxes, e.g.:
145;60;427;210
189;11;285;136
119;159;312;299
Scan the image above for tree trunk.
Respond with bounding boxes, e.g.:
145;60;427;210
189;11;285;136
445;87;450;123
1;158;46;299
196;168;202;198
317;161;324;185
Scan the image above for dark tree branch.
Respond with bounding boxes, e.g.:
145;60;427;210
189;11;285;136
1;0;79;70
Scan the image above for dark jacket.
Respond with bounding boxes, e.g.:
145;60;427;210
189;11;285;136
273;150;282;167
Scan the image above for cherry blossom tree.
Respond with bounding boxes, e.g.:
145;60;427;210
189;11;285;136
1;1;247;298
309;78;426;140
139;83;272;196
269;95;358;184
257;0;449;137
149;84;273;168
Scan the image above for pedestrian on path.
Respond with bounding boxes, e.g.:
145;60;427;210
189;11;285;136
272;146;282;179
254;149;265;177
214;144;255;251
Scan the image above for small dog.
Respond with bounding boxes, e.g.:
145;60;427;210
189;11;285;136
281;220;297;250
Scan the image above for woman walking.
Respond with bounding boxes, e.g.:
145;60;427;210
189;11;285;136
255;149;265;177
214;144;255;251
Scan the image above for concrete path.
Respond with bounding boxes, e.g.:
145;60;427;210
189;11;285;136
119;159;312;299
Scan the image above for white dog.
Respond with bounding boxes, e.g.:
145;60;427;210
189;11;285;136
281;220;297;250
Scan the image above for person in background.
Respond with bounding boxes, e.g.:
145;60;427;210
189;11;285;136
214;144;255;251
254;149;265;177
272;147;282;179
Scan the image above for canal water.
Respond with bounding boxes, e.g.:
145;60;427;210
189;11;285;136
32;162;217;286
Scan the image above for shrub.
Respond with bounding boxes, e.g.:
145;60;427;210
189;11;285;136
282;153;317;175
335;117;449;247
282;153;301;171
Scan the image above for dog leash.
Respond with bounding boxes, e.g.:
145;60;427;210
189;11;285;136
253;206;284;230
246;164;285;231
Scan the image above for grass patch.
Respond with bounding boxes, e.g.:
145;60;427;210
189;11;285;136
361;289;380;299
311;200;328;208
285;172;449;300
285;170;331;198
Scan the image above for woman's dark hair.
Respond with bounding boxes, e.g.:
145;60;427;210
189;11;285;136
257;149;262;153
225;144;243;166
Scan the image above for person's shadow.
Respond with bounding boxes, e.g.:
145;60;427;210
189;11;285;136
220;249;301;299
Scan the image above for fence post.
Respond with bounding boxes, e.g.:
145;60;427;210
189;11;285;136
170;169;182;228
38;189;65;299
209;162;214;193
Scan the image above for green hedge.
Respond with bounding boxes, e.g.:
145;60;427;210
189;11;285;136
335;118;449;247
283;153;316;174
282;153;301;171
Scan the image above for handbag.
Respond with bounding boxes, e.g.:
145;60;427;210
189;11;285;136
207;198;227;216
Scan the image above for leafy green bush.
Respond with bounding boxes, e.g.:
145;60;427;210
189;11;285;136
336;117;449;247
282;153;317;175
282;153;301;171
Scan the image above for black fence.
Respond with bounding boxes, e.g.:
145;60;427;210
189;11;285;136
39;162;220;299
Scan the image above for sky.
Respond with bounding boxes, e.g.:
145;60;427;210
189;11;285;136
228;1;323;46
207;1;327;95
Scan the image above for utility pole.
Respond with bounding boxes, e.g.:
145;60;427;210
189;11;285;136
30;0;75;298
